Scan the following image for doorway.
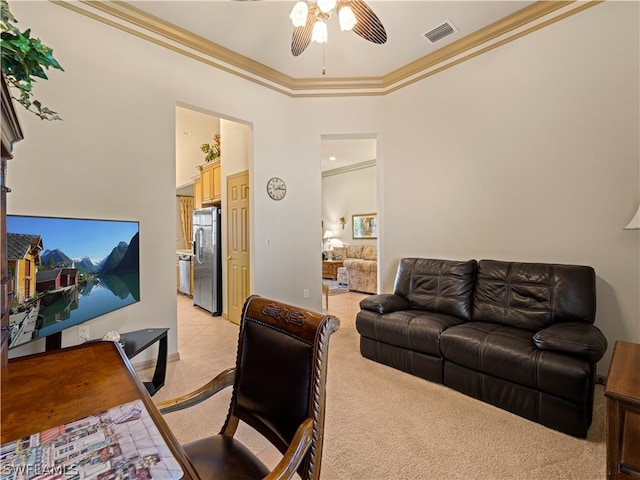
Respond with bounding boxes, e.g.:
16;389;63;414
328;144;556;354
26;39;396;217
320;134;378;294
175;105;252;323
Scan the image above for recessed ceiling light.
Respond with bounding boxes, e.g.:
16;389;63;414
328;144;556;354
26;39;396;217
329;156;336;161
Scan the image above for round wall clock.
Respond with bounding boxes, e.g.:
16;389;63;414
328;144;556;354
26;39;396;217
266;177;287;201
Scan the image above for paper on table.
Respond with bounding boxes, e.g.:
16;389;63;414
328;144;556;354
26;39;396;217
0;399;183;480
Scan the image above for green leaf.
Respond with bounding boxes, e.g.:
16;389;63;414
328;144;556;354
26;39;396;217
0;1;63;120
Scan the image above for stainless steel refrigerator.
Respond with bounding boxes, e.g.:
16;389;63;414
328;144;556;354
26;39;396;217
192;206;222;315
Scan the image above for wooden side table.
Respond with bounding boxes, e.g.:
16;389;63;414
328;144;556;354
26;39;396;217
605;340;640;479
322;260;344;280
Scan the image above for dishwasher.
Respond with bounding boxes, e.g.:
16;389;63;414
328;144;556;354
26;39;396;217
178;254;191;295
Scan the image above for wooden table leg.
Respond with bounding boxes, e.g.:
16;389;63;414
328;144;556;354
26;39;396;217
607;397;620;479
322;282;329;311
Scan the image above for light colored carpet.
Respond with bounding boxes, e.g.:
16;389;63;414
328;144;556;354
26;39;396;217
143;296;606;480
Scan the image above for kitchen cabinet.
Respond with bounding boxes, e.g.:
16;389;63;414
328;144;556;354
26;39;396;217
191;160;220;209
199;160;221;206
193;174;203;209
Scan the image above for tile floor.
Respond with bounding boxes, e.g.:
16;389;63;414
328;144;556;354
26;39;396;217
177;288;367;340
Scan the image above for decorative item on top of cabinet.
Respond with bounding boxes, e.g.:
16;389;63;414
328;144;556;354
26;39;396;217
198;160;221;206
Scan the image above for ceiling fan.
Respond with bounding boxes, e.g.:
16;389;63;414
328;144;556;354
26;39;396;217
289;0;387;57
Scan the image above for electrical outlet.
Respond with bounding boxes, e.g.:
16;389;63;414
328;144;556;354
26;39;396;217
303;289;309;298
78;325;90;342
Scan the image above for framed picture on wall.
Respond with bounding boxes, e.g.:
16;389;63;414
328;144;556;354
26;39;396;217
352;213;377;239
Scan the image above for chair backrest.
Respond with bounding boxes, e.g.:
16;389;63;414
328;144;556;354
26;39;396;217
222;295;340;480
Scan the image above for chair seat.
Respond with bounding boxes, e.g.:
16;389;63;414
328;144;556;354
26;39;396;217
184;435;270;480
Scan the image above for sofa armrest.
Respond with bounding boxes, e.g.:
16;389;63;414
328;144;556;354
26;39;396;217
360;294;410;314
533;323;607;362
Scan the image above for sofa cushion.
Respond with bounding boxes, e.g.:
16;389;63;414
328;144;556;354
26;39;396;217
362;245;377;260
356;308;464;357
533;323;607;362
473;260;596;332
346;245;364;259
360;294;410;315
332;246;346;260
343;258;376;271
440;322;592;403
393;258;477;322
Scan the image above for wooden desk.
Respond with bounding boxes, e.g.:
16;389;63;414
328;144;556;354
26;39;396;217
605;341;640;479
1;341;198;479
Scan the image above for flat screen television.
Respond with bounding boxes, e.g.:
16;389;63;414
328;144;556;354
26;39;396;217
6;214;140;349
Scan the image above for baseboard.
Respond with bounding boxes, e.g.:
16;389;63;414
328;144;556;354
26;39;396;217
131;352;180;372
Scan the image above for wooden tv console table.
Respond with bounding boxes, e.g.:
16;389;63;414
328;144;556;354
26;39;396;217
1;341;198;479
605;340;640;479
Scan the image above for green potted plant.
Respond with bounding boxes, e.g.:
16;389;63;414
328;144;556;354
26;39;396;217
1;0;64;120
200;133;221;162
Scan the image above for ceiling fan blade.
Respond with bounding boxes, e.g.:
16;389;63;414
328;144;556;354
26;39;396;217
350;0;387;45
291;9;315;56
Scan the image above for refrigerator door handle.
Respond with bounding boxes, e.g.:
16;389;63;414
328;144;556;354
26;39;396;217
194;227;203;264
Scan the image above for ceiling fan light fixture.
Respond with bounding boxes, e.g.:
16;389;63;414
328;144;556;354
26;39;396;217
317;0;337;14
289;0;309;27
290;0;386;60
311;20;328;43
338;5;357;31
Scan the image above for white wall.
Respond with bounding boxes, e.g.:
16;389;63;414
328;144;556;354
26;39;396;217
322;165;377;248
382;1;639;374
5;1;312;358
7;1;382;359
6;1;638;376
175;106;220;189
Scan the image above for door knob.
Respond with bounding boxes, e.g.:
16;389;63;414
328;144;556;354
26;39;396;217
227;255;233;261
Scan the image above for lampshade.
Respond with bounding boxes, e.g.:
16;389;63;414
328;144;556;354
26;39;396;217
317;0;336;14
624;204;640;230
289;0;308;27
312;20;328;44
323;230;334;239
339;5;357;31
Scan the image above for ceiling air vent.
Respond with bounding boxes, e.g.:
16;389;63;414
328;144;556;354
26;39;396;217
423;20;458;44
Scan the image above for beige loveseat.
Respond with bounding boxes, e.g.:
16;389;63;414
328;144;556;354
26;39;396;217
333;245;377;294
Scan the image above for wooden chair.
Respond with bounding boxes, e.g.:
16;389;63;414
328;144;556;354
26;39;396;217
157;295;340;480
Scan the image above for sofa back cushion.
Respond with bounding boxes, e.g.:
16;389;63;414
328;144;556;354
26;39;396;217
393;258;477;321
362;246;377;261
346;245;364;259
473;260;596;331
332;246;346;260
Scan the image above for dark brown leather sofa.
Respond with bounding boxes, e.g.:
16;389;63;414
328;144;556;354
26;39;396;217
355;258;608;438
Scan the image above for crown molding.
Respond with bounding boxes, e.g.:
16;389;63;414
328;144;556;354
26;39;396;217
52;0;601;97
322;159;376;178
